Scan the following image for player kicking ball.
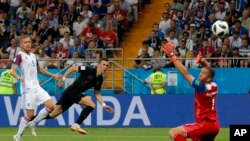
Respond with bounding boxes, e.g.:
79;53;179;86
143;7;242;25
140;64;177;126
162;42;220;141
28;58;114;135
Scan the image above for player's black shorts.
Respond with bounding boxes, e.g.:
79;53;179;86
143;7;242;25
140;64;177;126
56;87;86;112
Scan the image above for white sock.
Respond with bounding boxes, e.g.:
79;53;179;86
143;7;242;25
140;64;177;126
17;116;29;136
30;107;51;125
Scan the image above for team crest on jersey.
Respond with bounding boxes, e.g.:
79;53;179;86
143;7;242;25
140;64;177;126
195;80;200;85
80;66;86;70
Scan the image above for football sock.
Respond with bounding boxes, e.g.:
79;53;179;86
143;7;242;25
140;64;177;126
17;116;30;136
174;134;186;141
30;107;51;125
76;106;94;125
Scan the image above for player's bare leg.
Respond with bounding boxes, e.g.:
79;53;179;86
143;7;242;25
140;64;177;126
71;96;96;135
28;99;54;136
169;126;187;141
14;109;35;141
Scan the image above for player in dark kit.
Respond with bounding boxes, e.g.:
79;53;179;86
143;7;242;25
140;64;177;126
162;42;220;141
28;58;114;135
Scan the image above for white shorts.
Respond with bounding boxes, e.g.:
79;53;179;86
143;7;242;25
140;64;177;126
21;86;51;109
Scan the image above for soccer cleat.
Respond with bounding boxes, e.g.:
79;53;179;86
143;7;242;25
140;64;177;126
28;122;37;137
13;134;21;141
70;123;87;135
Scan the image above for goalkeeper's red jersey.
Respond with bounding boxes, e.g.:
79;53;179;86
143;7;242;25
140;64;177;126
191;79;218;122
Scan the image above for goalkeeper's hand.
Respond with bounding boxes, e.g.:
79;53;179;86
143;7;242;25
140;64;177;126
162;42;175;57
196;51;203;64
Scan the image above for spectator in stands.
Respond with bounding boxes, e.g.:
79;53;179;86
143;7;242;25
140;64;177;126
100;13;118;30
91;13;102;28
8;0;21;19
16;2;31;28
111;0;128;41
208;34;222;53
42;39;52;57
176;39;187;64
126;0;138;23
182;31;193;51
85;40;99;59
165;20;183;38
38;19;57;44
134;47;152;70
229;47;244;68
44;51;61;69
25;11;40;31
0;0;10;14
239;39;250;56
81;21;102;42
68;37;85;58
189;23;197;41
91;32;105;49
47;10;59;30
65;51;83;67
152;23;164;40
73;14;87;37
8;24;20;44
174;11;187;30
90;0;112;17
185;50;199;68
165;30;179;48
151;49;166;68
0;50;10;69
230;20;248;38
101;24;116;49
59;31;74;48
215;1;227;20
196;24;210;40
194;10;205;31
205;12;216;29
67;4;77;26
159;12;170;34
138;40;154;57
215;44;232;68
198;38;215;61
147;30;161;50
58;20;72;37
170;0;183;11
238;9;250;29
229;30;242;49
5;38;20;60
54;42;68;59
25;23;37;40
227;1;241;26
37;47;50;69
28;0;39;12
80;4;93;19
0;10;9;50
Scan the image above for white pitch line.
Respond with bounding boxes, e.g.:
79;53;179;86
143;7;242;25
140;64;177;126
0;134;167;138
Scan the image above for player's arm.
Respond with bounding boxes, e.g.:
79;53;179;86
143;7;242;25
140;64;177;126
10;55;24;82
38;66;61;79
162;42;194;84
94;90;115;113
57;65;79;87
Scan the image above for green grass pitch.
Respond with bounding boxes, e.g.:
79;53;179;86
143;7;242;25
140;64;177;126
0;127;229;141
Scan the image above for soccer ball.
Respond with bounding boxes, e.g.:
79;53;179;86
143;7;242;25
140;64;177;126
211;20;229;38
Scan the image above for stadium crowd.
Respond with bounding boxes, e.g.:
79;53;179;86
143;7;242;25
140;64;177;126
134;0;250;69
0;0;149;69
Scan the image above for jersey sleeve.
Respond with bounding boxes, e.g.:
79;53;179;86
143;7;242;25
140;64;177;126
191;78;206;93
13;54;22;66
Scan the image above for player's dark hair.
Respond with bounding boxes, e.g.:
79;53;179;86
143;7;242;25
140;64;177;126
99;58;109;63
